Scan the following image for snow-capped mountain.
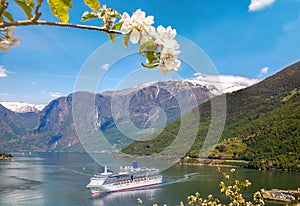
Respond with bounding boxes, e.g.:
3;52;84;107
185;73;260;95
0;102;46;113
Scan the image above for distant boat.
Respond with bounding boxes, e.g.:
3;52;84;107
86;162;162;195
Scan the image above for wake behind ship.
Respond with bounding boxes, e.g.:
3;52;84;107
86;162;162;195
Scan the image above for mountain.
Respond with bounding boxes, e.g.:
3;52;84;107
0;102;46;113
20;80;213;152
0;104;34;151
122;61;300;170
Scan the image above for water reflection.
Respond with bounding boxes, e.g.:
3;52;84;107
91;187;162;206
0;155;46;205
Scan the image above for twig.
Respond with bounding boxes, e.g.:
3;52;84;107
0;20;122;34
31;1;42;23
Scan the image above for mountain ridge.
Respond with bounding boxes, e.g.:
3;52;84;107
0;75;259;113
1;80;215;152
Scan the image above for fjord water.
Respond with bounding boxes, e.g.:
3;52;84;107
0;153;299;206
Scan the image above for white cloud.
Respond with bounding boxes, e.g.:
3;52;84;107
101;63;110;70
49;92;64;98
261;67;269;74
0;93;10;97
258;66;269;77
248;0;276;12
187;73;260;94
41;91;64;98
0;66;8;77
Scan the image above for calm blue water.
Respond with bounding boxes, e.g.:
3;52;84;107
0;152;299;206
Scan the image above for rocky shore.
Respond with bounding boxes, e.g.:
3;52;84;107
0;153;13;160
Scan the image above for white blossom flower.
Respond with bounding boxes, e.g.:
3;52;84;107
0;26;20;51
158;39;181;74
7;26;16;37
120;9;155;44
154;25;177;46
0;39;11;51
159;57;181;75
159;46;181;74
161;42;180;58
120;11;181;73
144;25;180;73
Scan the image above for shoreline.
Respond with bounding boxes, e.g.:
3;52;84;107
0;153;13;160
177;161;241;168
179;158;300;172
4;151;300;171
179;157;249;167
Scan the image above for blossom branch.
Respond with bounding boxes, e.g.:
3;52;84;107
0;20;122;34
1;6;180;73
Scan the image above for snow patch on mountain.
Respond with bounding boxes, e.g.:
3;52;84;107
185;73;260;95
0;102;46;113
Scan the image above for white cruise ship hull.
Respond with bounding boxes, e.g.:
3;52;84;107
88;176;162;195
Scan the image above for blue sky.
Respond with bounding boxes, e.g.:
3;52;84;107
0;0;300;103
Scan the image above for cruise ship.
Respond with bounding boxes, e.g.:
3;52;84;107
86;162;163;195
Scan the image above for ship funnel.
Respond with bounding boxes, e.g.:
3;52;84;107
132;161;138;169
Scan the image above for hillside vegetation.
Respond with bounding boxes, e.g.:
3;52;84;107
122;61;300;170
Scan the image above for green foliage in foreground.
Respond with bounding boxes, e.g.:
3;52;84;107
138;168;265;206
122;62;300;171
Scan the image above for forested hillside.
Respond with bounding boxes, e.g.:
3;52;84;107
122;61;300;170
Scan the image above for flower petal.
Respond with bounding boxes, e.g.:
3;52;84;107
121;24;131;34
130;29;140;44
144;16;154;26
122;12;130;20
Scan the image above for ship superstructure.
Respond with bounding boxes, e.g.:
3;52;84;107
86;162;162;195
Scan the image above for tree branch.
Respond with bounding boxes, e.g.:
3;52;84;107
0;20;123;34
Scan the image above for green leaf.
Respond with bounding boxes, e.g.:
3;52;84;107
139;39;155;53
24;0;34;8
100;10;106;17
112;21;123;30
47;0;70;23
62;0;72;8
123;34;130;48
0;16;3;23
142;50;160;65
81;11;99;22
2;11;14;22
141;62;160;69
109;33;116;42
106;9;121;18
84;0;100;12
14;0;33;19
